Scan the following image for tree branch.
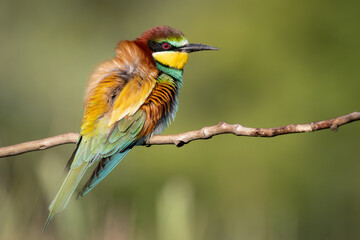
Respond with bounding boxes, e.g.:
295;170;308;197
1;112;359;158
0;133;80;158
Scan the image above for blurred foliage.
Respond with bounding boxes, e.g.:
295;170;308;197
1;0;360;239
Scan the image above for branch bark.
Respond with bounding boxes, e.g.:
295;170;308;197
1;112;359;158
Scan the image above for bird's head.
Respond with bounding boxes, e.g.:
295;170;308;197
134;26;218;70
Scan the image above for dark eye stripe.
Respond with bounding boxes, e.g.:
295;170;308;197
147;41;177;52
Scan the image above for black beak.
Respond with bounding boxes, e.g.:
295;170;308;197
180;43;219;53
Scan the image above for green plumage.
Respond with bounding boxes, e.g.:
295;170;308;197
44;111;146;230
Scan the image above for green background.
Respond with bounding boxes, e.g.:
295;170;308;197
1;0;359;239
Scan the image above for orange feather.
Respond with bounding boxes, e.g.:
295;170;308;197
139;82;178;137
81;41;158;137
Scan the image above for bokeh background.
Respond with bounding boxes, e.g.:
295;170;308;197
1;0;360;239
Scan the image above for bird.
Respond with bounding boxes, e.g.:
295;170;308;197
44;26;218;230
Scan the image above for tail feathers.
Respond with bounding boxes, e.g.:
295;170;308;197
43;161;89;231
77;150;130;198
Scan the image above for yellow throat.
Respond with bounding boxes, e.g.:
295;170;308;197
152;51;189;70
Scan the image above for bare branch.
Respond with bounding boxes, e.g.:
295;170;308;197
1;112;359;158
0;133;79;158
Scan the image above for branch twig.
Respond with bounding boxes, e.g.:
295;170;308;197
1;112;359;158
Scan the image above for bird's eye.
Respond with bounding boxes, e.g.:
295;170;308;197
162;42;170;49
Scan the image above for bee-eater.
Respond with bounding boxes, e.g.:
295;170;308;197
44;26;218;229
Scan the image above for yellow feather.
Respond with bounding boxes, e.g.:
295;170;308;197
80;78;116;135
152;52;189;70
108;75;155;127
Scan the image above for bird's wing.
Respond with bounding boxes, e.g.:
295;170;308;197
45;47;157;227
71;72;155;168
78;109;147;198
67;71;155;188
75;67;157;197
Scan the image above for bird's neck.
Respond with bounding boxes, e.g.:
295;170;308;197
155;61;183;86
